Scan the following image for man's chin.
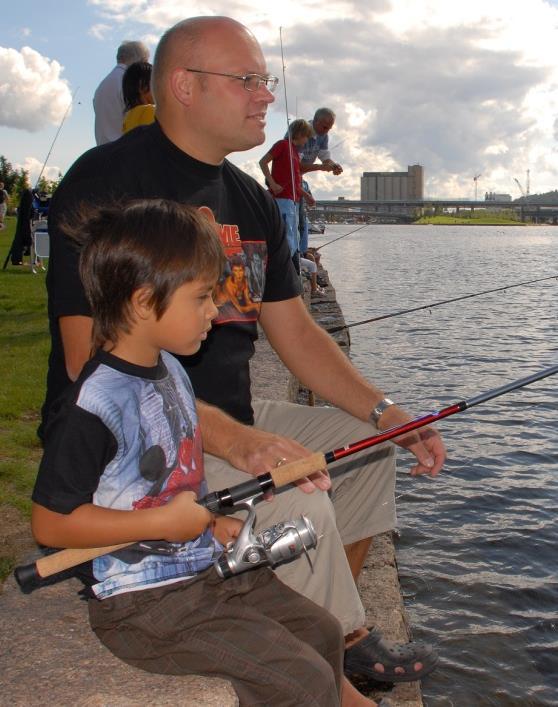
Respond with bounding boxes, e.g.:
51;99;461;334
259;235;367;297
234;131;266;153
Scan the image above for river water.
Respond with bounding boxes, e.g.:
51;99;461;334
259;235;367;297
311;224;558;706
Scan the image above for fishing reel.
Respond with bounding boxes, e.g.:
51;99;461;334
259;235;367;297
215;496;318;579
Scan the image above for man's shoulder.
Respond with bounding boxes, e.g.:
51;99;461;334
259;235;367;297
54;127;156;203
223;159;269;198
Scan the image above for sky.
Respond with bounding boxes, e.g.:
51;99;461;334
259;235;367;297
1;0;557;200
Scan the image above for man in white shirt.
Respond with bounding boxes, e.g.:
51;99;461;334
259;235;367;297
93;40;150;145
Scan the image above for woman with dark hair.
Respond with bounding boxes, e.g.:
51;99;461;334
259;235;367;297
122;61;155;134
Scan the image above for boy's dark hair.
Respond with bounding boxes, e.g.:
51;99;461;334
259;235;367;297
72;199;224;350
122;61;152;111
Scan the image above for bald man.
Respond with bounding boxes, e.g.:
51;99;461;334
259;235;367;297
43;16;442;685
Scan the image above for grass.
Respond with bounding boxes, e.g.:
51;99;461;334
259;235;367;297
0;216;49;577
415;212;524;225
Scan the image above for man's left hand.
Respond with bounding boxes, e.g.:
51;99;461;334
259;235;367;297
378;405;446;477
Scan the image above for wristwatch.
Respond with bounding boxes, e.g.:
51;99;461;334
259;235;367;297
369;397;395;425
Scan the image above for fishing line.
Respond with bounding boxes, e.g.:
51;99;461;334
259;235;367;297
315;223;370;250
326;274;558;334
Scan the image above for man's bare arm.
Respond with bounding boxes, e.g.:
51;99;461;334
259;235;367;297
197;400;330;492
59;315;93;381
259;297;445;476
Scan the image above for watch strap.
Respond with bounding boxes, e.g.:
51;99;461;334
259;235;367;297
369;397;395;424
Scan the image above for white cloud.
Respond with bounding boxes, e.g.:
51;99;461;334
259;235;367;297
0;46;72;132
89;23;112;40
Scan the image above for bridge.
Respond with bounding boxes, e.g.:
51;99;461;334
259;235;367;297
310;199;558;224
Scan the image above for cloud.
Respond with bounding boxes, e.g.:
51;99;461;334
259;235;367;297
15;157;62;187
89;23;112;40
0;46;72;132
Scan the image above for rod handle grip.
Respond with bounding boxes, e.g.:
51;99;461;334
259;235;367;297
269;452;327;486
14;543;131;590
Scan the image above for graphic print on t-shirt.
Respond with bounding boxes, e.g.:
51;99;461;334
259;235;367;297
78;354;219;599
213;223;267;324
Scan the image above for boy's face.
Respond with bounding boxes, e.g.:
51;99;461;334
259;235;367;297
292;134;309;147
149;277;218;356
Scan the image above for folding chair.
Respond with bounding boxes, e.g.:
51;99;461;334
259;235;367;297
31;220;49;274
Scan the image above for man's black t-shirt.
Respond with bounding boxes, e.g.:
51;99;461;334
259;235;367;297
43;122;301;430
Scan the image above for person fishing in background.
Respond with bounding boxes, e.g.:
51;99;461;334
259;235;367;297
259;118;315;272
292;107;343;260
93;40;150;145
122;61;156;134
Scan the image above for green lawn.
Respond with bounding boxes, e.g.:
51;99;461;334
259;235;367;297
0;216;49;517
415;213;523;226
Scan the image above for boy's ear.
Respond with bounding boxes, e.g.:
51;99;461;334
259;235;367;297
131;286;154;320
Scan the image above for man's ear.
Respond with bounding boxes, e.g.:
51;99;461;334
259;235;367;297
131;286;154;320
170;67;194;107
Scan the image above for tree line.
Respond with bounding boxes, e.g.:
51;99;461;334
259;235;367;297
0;155;62;211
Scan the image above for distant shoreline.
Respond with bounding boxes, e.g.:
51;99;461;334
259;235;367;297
414;215;525;226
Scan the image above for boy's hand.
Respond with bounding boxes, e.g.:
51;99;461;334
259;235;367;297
212;515;243;545
160;491;212;543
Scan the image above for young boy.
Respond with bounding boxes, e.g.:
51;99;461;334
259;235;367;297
31;199;386;707
259;119;316;262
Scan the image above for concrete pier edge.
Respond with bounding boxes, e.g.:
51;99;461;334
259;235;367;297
0;263;423;707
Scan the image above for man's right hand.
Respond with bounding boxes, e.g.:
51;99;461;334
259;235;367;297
321;159;343;175
224;425;330;494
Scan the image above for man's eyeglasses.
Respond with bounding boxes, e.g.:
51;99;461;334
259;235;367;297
185;68;279;93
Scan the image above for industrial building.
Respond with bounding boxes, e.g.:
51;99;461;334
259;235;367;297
360;165;424;201
485;192;512;202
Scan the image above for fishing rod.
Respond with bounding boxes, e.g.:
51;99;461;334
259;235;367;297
14;363;558;591
315;223;370;250
326;273;558;334
278;27;297;210
35;86;79;189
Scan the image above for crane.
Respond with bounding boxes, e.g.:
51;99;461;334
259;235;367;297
473;173;482;200
514;170;530;200
514;177;526;197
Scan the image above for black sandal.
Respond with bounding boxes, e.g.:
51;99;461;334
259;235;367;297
344;627;439;683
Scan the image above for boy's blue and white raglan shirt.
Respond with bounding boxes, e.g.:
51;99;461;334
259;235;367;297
33;349;222;600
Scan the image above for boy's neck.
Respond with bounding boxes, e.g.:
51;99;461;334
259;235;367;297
104;337;160;368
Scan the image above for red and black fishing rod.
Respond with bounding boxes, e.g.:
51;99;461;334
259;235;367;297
325;363;558;463
14;363;558;592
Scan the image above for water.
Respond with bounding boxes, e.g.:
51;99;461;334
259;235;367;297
311;224;558;706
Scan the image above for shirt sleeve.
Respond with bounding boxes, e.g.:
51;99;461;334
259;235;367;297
317;134;331;162
269;140;285;159
33;403;117;515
